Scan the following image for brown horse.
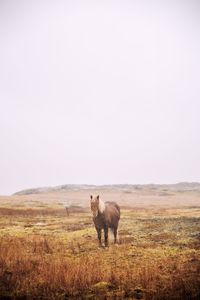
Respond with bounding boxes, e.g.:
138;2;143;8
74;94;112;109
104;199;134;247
90;195;120;247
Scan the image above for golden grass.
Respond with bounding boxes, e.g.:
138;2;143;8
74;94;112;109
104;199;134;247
0;234;200;299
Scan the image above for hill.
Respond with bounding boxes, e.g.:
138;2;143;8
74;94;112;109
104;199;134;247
13;182;200;195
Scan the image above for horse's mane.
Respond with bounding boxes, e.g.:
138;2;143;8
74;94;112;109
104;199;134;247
98;197;106;213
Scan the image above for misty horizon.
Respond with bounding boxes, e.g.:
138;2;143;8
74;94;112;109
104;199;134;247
1;0;200;194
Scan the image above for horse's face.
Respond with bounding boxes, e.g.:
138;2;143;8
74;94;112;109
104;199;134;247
90;195;99;217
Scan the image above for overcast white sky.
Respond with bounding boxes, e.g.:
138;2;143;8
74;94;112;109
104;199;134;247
0;0;200;194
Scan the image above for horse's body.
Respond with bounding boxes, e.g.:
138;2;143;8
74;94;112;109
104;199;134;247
90;195;120;247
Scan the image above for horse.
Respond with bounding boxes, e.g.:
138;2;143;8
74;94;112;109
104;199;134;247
90;195;120;247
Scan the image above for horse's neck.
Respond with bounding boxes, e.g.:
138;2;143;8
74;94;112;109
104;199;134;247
98;198;105;214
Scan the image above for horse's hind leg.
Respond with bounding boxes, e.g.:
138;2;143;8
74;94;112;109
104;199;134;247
104;227;109;247
113;227;118;244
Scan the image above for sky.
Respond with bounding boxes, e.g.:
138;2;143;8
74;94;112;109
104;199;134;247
0;0;200;195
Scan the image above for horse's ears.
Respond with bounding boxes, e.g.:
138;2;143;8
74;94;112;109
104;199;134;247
97;195;99;201
90;195;93;200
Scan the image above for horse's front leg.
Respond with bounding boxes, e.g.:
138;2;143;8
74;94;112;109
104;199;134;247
104;227;109;247
97;228;102;246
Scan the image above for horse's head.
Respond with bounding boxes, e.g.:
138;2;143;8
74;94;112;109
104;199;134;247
90;195;99;217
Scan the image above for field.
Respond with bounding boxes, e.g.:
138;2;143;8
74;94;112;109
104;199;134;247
0;187;200;299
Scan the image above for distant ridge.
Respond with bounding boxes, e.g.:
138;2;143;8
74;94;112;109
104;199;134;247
13;182;200;195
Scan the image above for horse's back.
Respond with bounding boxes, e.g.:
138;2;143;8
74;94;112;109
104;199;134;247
105;201;120;215
104;201;120;228
105;201;120;217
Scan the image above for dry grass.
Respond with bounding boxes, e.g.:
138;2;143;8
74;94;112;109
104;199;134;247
0;234;200;300
0;191;200;299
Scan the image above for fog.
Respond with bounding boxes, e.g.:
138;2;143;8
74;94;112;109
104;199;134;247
0;0;200;194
